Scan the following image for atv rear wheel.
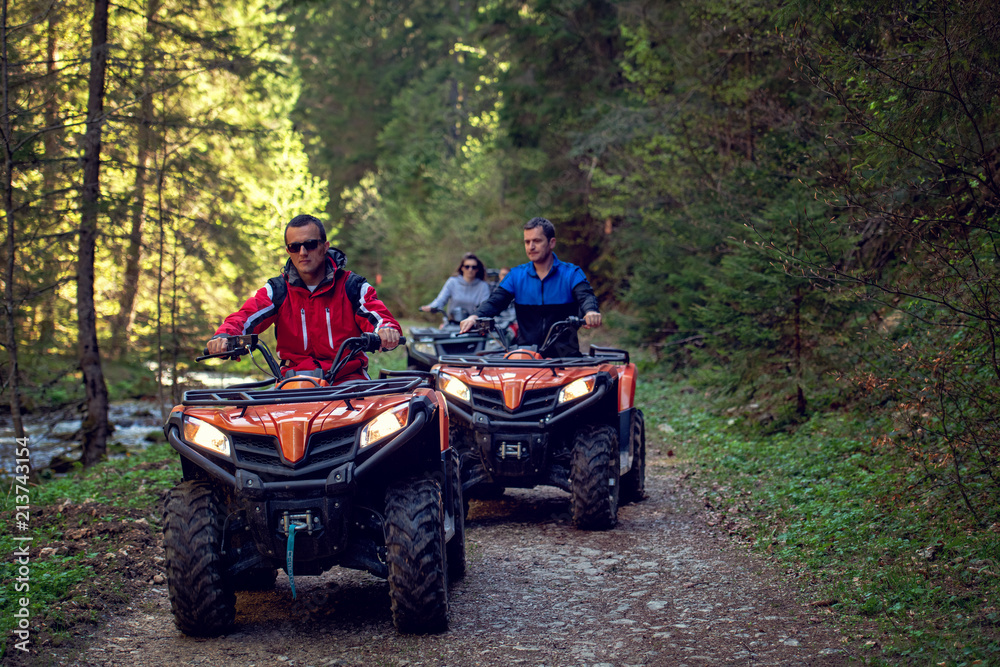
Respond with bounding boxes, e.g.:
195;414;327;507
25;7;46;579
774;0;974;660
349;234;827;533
570;424;620;530
620;409;646;504
163;480;236;636
385;478;449;633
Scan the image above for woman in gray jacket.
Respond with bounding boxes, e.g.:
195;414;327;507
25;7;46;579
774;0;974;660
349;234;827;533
421;252;492;320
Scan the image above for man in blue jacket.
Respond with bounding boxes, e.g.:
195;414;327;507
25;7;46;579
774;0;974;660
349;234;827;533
460;217;601;357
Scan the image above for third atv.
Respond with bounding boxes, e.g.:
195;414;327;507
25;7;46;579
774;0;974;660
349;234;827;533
432;317;645;530
405;306;514;371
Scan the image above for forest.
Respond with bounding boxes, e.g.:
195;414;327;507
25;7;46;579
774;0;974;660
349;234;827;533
2;0;999;558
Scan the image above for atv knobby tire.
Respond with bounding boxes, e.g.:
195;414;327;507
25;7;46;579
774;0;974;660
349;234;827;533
620;408;646;504
163;480;236;636
570;424;620;530
385;478;449;633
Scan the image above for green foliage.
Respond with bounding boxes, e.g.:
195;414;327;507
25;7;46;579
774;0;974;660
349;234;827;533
29;443;179;509
642;378;1000;664
0;444;180;652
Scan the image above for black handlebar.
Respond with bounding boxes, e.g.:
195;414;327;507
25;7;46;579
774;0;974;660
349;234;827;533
538;316;582;354
353;331;407;353
465;316;580;355
197;332;406;385
197;334;259;362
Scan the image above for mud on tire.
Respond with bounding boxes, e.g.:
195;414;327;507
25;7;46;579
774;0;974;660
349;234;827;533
570;424;620;530
620;409;646;504
163;480;236;636
385;478;449;633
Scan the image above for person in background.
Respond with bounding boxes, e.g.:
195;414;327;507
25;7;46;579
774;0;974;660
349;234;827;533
420;252;492;323
206;214;401;382
460;217;600;357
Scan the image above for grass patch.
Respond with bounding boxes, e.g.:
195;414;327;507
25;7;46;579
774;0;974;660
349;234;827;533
0;444;180;658
638;376;1000;665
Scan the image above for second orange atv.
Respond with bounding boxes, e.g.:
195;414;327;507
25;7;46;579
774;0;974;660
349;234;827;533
432;317;645;530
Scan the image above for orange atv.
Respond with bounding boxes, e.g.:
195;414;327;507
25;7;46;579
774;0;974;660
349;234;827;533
162;333;463;636
432;317;645;530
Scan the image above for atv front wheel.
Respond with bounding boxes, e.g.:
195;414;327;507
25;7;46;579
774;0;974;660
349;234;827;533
385;478;449;633
570;424;620;530
620;409;646;504
163;480;236;636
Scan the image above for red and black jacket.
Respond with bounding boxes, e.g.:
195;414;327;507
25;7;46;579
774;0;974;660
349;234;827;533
214;248;400;379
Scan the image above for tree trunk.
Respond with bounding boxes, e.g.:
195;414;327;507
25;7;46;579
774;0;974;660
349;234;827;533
155;146;167;422
1;0;25;440
109;0;160;359
37;10;63;351
78;0;111;467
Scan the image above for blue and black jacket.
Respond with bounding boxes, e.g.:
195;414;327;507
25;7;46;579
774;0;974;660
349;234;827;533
476;254;599;357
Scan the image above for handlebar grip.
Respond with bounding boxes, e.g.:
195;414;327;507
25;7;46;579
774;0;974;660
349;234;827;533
362;332;407;351
361;332;382;352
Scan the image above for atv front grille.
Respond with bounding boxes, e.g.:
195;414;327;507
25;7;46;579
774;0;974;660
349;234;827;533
306;427;356;464
230;426;356;477
232;433;281;465
471;387;558;417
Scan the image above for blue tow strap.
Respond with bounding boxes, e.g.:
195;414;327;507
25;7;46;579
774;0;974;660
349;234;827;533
286;523;298;599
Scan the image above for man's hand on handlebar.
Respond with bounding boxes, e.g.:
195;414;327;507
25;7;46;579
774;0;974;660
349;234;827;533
206;337;230;357
378;327;401;351
459;314;478;334
583;311;602;329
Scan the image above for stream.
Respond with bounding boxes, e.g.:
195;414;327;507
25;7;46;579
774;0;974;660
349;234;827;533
0;368;263;474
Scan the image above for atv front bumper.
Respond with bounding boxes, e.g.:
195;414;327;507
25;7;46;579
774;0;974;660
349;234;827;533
446;382;611;489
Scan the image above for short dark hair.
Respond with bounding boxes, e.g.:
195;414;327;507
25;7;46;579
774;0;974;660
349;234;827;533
524;216;555;240
285;214;326;244
455;252;486;281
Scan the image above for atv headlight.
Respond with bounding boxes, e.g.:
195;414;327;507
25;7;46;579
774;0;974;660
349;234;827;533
360;403;409;449
557;376;597;405
413;342;436;357
182;416;230;457
438;373;470;402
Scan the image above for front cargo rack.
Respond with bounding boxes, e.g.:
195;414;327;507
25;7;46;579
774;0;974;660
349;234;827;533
182;376;422;407
438;345;629;368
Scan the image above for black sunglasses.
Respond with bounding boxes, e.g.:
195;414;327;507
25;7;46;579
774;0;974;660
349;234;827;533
286;239;323;253
462;264;478;270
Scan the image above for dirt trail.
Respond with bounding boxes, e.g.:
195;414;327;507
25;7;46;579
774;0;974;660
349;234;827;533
56;451;854;667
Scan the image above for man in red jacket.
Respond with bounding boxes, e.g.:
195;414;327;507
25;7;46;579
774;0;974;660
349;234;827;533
206;214;401;382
